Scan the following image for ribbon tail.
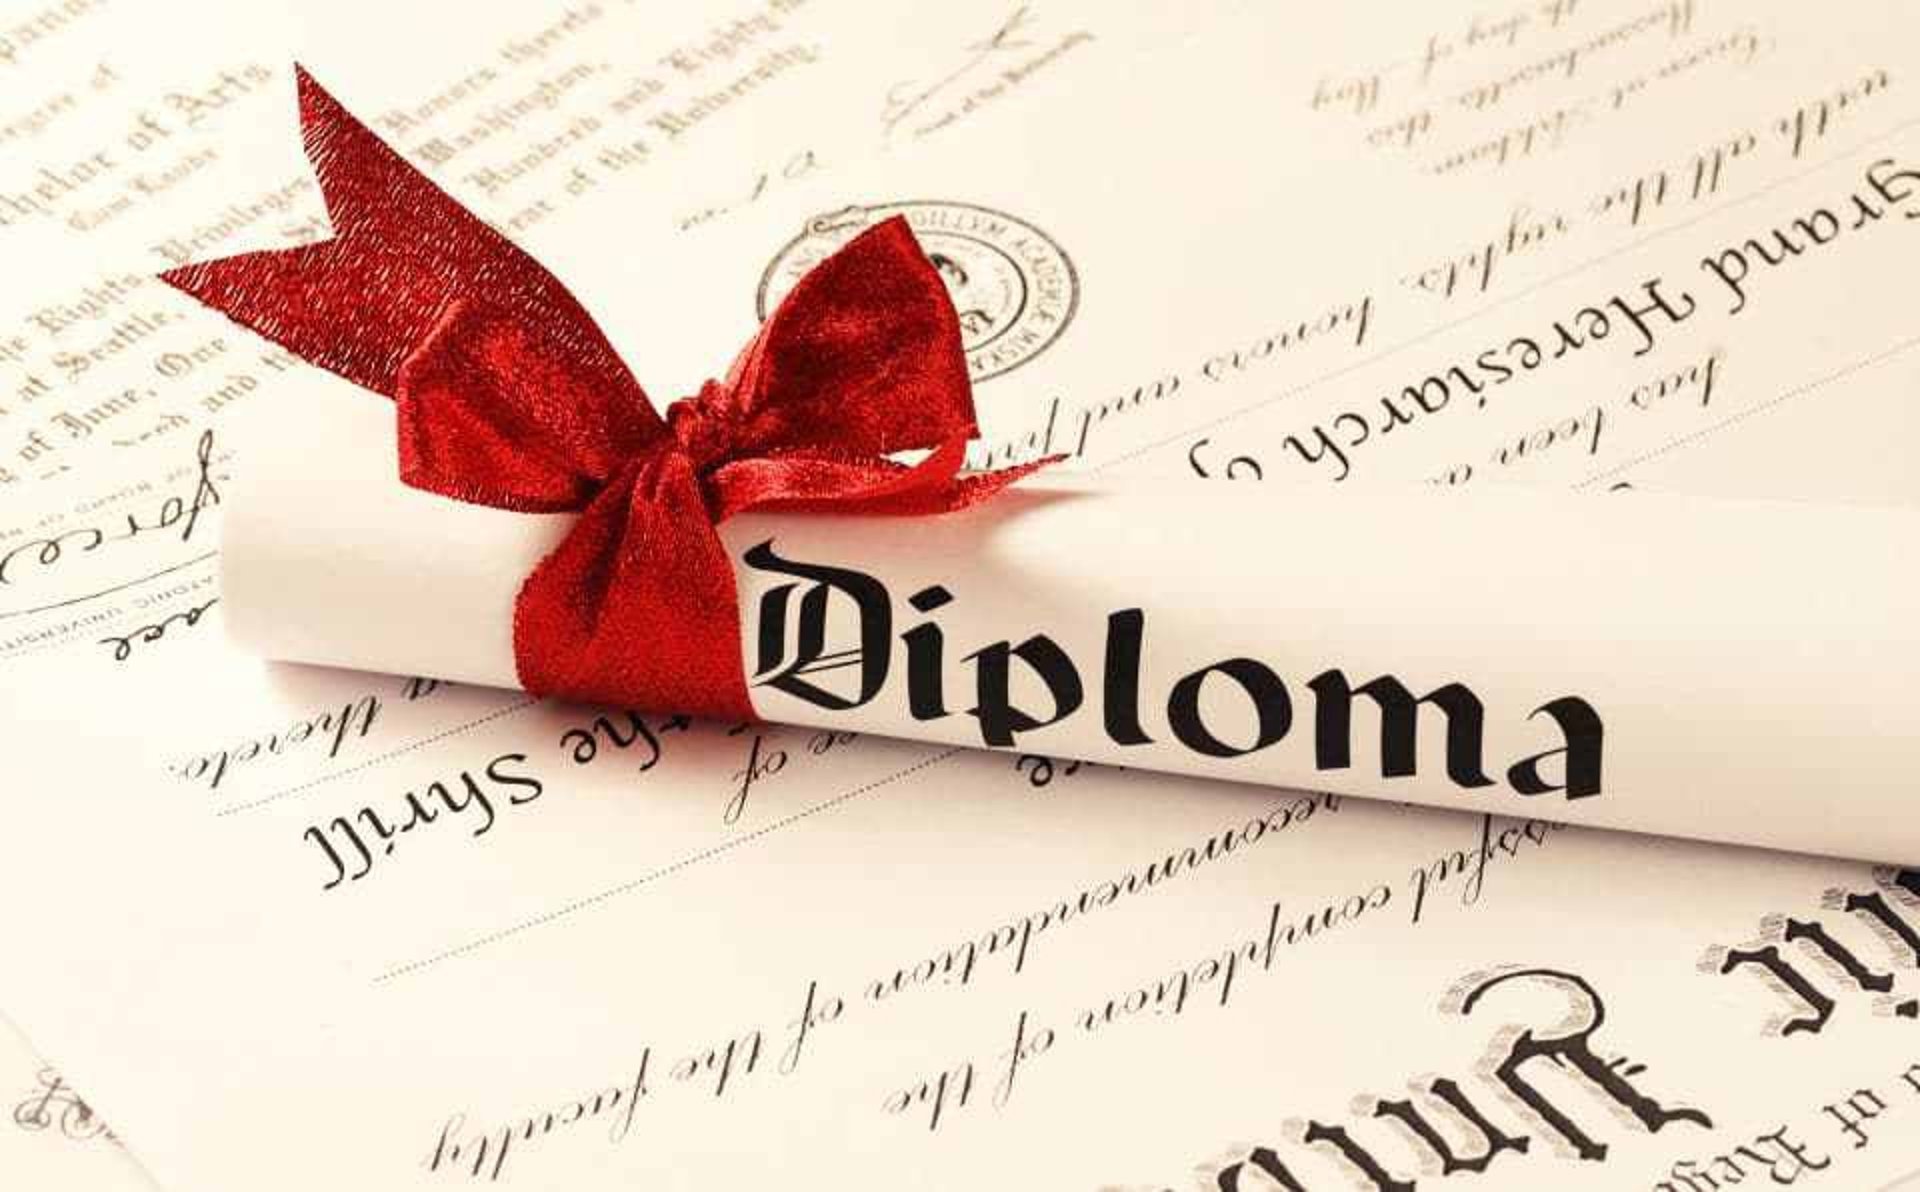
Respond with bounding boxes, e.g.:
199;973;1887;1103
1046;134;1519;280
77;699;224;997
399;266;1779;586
856;438;1058;515
938;451;1061;510
161;67;612;402
706;437;1059;520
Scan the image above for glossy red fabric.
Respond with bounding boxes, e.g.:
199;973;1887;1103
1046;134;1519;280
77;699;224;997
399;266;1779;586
164;69;1043;719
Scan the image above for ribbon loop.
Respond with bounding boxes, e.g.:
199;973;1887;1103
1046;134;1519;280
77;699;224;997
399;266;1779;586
164;68;1048;719
394;297;661;512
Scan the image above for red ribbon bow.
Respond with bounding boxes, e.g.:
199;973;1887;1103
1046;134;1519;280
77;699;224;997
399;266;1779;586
165;69;1043;719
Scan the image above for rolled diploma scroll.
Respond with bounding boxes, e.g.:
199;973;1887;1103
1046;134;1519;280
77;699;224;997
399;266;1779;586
226;390;1919;862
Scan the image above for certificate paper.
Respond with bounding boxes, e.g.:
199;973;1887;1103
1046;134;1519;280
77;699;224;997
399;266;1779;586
0;0;1234;1187
0;1015;150;1192
0;4;303;1188
0;0;309;309
8;2;1920;1190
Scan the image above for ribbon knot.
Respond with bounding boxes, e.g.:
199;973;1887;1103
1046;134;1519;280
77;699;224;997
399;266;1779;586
668;380;744;478
160;69;1045;720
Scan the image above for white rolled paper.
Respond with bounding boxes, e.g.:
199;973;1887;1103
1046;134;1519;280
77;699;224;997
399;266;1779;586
225;386;1920;862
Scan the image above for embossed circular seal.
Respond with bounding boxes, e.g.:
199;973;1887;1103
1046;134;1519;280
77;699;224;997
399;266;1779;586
759;201;1077;381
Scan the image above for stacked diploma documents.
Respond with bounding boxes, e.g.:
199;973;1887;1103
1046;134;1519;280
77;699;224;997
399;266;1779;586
6;3;1920;1190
